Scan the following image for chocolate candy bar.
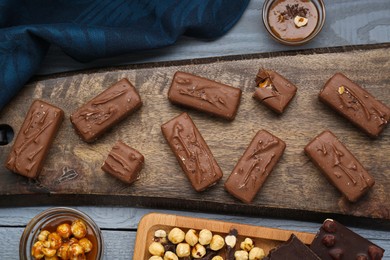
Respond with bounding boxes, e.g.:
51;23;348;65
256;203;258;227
70;78;142;142
101;140;144;184
304;130;375;202
253;69;297;114
168;71;242;120
310;219;384;260
5;100;64;178
161;112;223;192
224;130;286;203
319;73;390;138
264;234;320;260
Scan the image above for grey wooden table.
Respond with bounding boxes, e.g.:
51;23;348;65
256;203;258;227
1;1;390;259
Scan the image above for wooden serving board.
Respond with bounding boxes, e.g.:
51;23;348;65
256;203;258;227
133;213;315;259
0;44;389;226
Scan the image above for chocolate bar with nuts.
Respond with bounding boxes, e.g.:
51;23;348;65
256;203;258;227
224;130;286;203
168;71;242;120
161;112;223;192
101;140;144;184
70;78;142;142
264;234;320;260
319;73;390;138
253;69;297;114
304;130;375;202
5;100;64;178
310;219;384;260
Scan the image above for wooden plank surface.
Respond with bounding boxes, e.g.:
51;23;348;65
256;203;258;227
0;44;389;226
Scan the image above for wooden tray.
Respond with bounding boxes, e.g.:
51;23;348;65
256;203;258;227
133;213;315;259
0;43;389;227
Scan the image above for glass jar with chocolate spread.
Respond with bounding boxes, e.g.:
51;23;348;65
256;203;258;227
262;0;325;45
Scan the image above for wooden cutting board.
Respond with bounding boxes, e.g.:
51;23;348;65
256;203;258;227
133;213;316;259
0;44;389;227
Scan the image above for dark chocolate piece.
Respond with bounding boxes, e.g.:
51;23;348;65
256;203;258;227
319;73;390;138
224;130;286;203
161;112;223;192
264;234;320;260
310;219;384;260
101;140;144;184
5;100;64;178
168;71;242;120
253;69;297;114
70;78;142;142
304;130;375;202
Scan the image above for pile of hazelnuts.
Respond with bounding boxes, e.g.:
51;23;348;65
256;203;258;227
148;227;265;260
31;219;93;259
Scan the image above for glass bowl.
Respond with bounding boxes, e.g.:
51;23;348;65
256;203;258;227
262;0;326;46
19;207;104;260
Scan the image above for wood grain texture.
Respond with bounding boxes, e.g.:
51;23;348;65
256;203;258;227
0;44;389;226
133;213;315;259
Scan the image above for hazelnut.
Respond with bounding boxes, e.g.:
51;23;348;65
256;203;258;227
57;223;72;239
176;243;191;257
48;232;62;250
41;247;57;257
71;219;88;239
329;248;343;260
31;241;45;259
185;229;199;246
234;250;249;260
191;243;206;258
240;238;254;252
322;234;335;247
57;243;70;259
322;219;337;233
149;257;163;260
294;15;308;27
249;247;265;260
368;245;384;259
149;242;165;257
198;229;212;245
149;256;163;260
225;234;237;248
210;234;225;251
38;230;50;242
168;228;185;244
164;251;179;260
68;243;85;257
212;256;224;260
154;229;167;243
79;238;93;253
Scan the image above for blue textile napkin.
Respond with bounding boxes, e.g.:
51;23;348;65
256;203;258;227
0;0;250;111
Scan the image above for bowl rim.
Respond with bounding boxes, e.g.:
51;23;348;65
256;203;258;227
262;0;326;46
19;207;104;260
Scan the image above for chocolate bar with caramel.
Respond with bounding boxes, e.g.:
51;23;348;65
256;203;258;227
161;112;223;192
319;73;390;138
101;140;144;184
304;130;375;202
224;130;286;203
6;100;64;178
168;71;242;120
70;78;142;142
253;69;297;114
